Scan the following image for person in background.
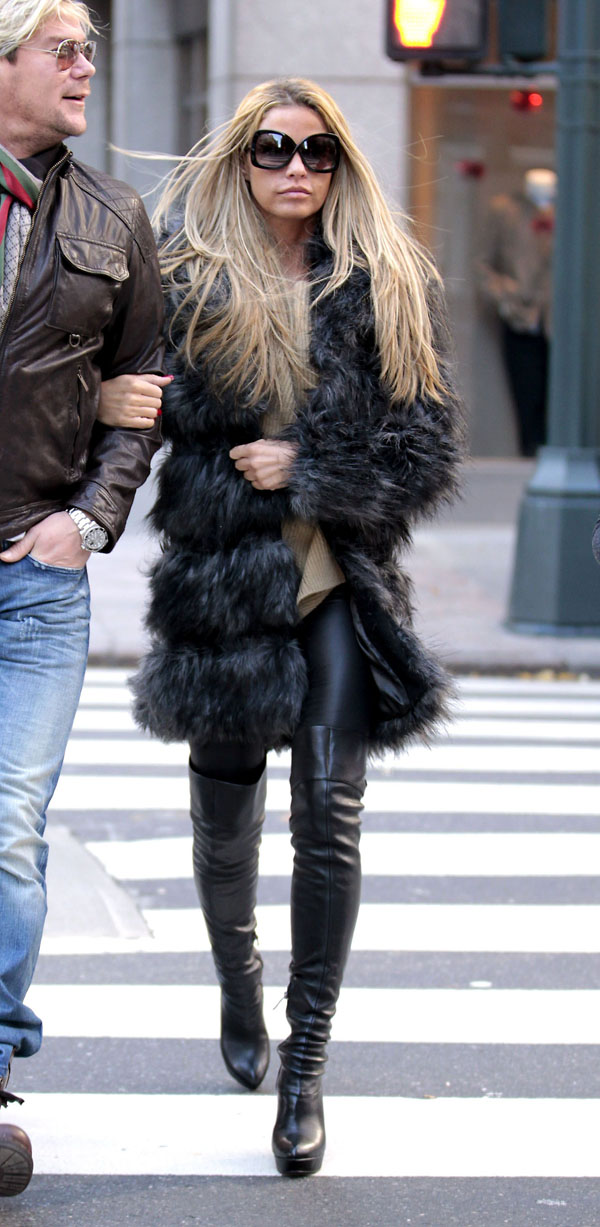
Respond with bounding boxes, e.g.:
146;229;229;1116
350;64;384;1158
100;76;463;1177
0;0;166;1196
479;168;556;457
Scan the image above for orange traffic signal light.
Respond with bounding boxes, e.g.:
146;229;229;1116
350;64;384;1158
385;0;487;62
393;1;447;47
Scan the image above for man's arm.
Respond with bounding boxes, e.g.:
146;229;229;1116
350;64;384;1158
67;198;165;550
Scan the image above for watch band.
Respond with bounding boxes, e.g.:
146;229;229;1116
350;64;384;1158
67;507;109;551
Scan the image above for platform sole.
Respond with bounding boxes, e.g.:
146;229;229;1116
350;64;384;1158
273;1148;325;1177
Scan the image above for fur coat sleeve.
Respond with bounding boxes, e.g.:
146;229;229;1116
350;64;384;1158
284;265;464;535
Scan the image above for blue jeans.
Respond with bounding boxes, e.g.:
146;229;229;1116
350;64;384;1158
0;552;90;1075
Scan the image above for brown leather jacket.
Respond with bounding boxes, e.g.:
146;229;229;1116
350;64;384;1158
0;146;164;549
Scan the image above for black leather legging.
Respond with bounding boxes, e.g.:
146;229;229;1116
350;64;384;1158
189;585;373;783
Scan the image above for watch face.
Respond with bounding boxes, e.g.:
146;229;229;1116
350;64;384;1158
83;525;108;551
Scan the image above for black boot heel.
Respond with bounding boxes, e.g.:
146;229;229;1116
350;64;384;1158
272;1070;325;1176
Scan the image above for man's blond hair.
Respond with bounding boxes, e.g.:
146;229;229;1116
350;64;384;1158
0;1;95;60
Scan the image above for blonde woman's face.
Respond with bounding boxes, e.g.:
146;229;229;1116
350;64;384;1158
245;104;334;234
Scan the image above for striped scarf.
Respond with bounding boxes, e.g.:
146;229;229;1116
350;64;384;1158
0;147;41;286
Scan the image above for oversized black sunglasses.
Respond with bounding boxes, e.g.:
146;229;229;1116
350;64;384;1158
250;130;340;173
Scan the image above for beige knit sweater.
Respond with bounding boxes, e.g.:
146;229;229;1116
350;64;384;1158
261;279;344;618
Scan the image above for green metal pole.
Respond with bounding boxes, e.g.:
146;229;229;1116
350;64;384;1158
507;0;600;634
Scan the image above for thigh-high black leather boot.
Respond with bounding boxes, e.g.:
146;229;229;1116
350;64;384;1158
272;725;367;1175
189;764;270;1090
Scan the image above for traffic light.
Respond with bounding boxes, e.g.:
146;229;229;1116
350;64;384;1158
385;0;487;63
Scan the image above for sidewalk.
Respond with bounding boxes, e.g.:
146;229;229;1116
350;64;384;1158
88;458;600;676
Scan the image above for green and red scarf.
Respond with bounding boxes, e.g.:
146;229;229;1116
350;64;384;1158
0;147;41;286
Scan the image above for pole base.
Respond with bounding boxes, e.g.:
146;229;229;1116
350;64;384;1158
507;448;600;635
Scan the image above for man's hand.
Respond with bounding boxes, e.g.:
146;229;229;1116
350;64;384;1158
97;373;172;429
0;512;89;567
229;439;297;490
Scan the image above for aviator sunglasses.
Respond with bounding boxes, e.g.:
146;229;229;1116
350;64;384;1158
21;38;97;68
250;130;340;174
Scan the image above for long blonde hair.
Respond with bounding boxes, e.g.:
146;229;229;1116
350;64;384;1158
155;77;448;408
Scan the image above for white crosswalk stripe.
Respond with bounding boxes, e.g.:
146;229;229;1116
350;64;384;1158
130;902;600;954
36;902;600;955
24;984;600;1044
86;831;600;879
61;737;600;773
6;668;600;1188
15;1094;600;1178
50;773;600;814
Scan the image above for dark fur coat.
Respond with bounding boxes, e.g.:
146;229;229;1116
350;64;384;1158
131;235;464;754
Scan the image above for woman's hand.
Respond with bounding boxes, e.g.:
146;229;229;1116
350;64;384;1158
229;439;297;490
97;373;173;429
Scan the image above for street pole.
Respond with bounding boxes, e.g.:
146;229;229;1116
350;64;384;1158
507;0;600;634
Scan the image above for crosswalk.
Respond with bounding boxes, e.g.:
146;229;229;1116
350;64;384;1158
9;668;600;1191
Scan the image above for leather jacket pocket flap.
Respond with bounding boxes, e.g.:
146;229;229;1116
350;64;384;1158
47;235;129;336
55;234;129;281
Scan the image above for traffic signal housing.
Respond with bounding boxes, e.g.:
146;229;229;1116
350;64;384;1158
498;0;549;62
385;0;488;63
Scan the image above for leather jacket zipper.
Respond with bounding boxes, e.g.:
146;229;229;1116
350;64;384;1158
70;364;89;472
77;367;89;394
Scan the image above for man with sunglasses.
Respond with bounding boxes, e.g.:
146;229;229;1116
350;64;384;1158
0;1;165;1196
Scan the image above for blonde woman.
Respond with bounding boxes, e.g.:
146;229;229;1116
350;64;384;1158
101;77;463;1177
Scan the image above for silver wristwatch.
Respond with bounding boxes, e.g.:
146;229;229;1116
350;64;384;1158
68;507;109;552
